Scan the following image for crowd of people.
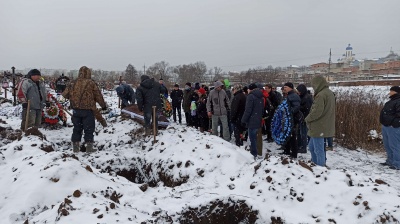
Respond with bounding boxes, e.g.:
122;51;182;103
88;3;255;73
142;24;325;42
15;66;400;170
169;76;399;170
168;76;338;166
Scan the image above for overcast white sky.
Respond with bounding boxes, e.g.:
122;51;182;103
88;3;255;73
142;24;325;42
1;0;399;72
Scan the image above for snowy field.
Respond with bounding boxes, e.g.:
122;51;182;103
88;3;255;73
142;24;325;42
0;86;399;224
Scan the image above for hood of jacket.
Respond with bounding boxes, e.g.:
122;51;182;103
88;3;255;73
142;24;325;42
296;84;308;96
140;75;154;89
233;89;244;96
311;75;328;95
116;85;124;94
250;88;263;99
78;66;92;79
141;75;150;82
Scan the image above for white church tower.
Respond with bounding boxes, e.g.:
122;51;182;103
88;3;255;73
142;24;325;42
338;44;355;63
345;44;354;61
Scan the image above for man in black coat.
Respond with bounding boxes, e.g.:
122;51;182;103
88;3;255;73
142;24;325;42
265;84;281;142
296;84;313;153
136;75;162;135
55;74;70;94
170;84;183;123
241;83;264;159
282;82;301;158
116;83;136;108
379;86;400;170
230;84;246;146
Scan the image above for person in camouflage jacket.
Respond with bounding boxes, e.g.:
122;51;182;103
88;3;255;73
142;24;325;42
62;66;107;153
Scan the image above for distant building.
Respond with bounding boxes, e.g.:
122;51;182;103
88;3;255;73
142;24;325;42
338;44;356;64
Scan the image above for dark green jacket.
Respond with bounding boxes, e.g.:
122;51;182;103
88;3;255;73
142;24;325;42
305;76;335;137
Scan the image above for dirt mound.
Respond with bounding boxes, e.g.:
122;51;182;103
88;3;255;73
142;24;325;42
25;127;46;140
0;126;22;146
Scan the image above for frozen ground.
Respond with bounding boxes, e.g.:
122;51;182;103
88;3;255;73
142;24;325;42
0;86;399;224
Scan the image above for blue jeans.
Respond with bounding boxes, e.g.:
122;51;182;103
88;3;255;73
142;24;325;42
144;111;158;129
248;128;258;157
298;122;308;152
382;125;400;169
308;137;325;166
324;137;333;147
71;109;95;142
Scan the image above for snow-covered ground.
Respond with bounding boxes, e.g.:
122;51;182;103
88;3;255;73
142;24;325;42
0;86;399;224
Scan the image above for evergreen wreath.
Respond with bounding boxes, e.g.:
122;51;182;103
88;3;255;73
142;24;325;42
271;99;293;145
42;93;66;125
161;94;172;118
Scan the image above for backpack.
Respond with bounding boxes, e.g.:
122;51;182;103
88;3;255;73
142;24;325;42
16;78;28;103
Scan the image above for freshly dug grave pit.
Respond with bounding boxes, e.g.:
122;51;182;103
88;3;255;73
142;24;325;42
98;157;189;188
178;198;259;224
143;198;259;223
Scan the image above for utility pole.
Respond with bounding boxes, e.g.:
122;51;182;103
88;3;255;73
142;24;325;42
328;49;332;82
11;66;16;106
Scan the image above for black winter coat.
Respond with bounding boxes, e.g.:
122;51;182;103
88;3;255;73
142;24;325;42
268;90;281;109
196;96;208;119
380;93;400;128
183;88;196;112
296;84;313;118
136;75;162;113
241;89;264;129
230;90;246;125
170;89;183;107
286;90;302;123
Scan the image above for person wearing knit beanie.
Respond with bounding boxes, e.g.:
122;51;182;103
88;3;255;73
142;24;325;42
198;87;206;95
206;80;230;141
195;82;201;90
284;82;294;90
390;86;400;94
248;83;257;91
20;68;46;132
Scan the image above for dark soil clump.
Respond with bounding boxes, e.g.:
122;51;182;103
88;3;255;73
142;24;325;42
178;198;258;224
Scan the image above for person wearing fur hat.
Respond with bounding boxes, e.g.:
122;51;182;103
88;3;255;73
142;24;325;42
206;80;231;141
379;86;400;170
63;66;107;153
20;69;47;131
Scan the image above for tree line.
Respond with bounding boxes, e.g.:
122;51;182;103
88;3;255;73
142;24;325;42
43;61;307;87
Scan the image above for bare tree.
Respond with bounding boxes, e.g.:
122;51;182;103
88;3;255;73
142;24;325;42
52;70;61;78
208;67;223;84
146;61;172;83
125;64;139;84
174;61;208;84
